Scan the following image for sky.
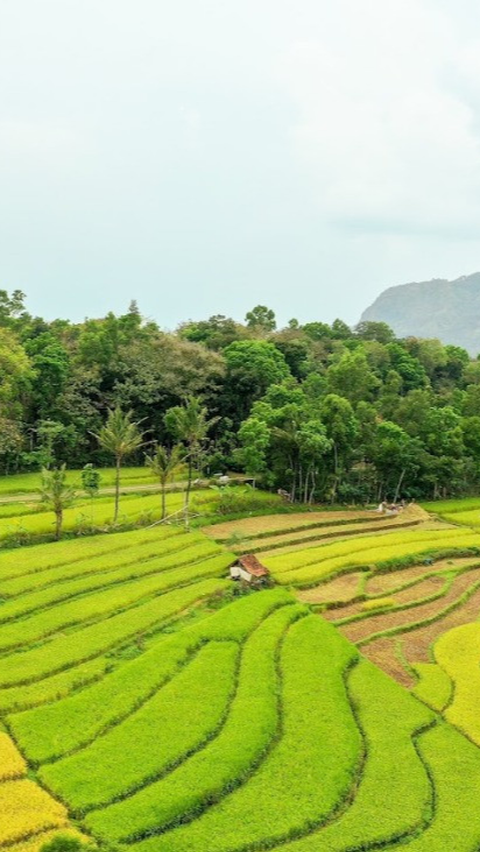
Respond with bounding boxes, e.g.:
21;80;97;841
1;0;480;329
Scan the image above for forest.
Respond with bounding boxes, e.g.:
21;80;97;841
3;288;480;502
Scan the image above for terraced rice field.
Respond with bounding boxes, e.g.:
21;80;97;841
0;467;156;496
0;490;217;544
4;499;480;849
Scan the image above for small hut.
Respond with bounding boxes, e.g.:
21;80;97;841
230;554;271;586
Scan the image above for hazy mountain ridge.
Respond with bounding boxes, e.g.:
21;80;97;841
361;273;480;355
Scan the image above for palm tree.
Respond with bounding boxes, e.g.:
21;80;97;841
39;465;76;540
95;408;143;523
164;397;215;525
145;444;184;519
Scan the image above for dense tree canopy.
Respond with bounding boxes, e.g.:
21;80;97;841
2;291;480;501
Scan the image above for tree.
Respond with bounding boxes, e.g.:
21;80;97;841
355;320;395;344
39;464;76;540
370;421;422;502
327;350;381;405
223;340;290;421
237;417;270;488
95;408;143;523
164;397;214;523
297;421;332;503
177;315;244;350
81;463;101;497
145;444;184;519
245;305;276;334
320;394;358;501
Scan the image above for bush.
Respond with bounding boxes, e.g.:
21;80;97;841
215;486;282;517
40;836;87;852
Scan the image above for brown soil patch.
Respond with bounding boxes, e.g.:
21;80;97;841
359;637;414;688
338;568;480;644
402;585;480;664
296;572;364;605
249;517;425;556
365;556;480;596
325;576;448;624
203;511;378;541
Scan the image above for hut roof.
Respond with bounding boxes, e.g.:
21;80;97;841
238;554;269;578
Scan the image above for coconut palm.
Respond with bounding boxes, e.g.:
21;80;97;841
145;444;184;519
164;397;216;525
95;408;143;523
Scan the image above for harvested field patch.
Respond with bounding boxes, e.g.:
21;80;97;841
326;575;448;624
339;568;480;644
359;637;414;687
365;556;480;596
297;572;365;605
203;510;379;541
401;585;480;665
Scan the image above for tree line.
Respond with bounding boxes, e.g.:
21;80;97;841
3;290;480;502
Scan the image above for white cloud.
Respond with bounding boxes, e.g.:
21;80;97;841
282;0;480;234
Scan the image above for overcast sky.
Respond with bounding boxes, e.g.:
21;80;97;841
1;0;480;329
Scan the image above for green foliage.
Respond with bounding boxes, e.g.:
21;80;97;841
95;408;143;522
245;304;276;333
8;587;291;762
0;577;228;688
129;616;361;852
41;642;239;811
277;660;433;851
87;604;304;840
39;465;76;540
411;663;452;712
81;464;101;498
40;835;88;852
145;444;183;518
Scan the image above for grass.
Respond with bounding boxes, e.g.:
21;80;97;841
85;603;304;840
0;578;229;688
422;497;480;514
2;498;480;851
0;732;26;781
0;466;156;496
411;663;453;713
0;524;183;582
0;657;109;714
442;509;480;528
0;491;190;543
41;642;239;812
390;722;480;850
0;535;213;609
126;615;362;852
0;779;69;845
264;527;476;573
276;659;434;851
434;622;480;745
268;535;480;587
9;588;292;763
0;553;232;654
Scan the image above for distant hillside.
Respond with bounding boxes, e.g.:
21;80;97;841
361;273;480;355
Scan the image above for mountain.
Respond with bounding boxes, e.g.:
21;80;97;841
361;273;480;355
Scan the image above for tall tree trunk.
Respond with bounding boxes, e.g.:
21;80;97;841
304;465;311;503
289;455;296;502
393;468;406;504
161;479;166;520
55;508;62;541
184;454;193;528
114;456;121;523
